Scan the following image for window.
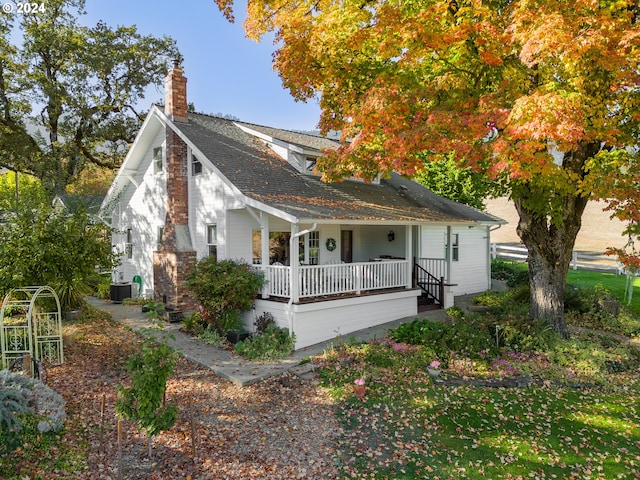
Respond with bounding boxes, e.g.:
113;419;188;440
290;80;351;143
125;228;133;260
305;157;317;173
153;147;163;173
206;224;217;260
446;233;459;262
308;231;319;265
192;153;202;176
298;231;320;265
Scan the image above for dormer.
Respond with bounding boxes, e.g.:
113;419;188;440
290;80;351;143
234;122;380;183
234;122;323;175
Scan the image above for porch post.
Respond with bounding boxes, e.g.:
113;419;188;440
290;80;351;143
261;213;270;298
446;225;453;284
405;225;412;288
290;224;300;303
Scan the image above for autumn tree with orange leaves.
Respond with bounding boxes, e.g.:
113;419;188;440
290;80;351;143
215;0;640;338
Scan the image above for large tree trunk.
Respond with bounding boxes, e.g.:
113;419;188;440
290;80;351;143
514;196;587;339
512;143;600;339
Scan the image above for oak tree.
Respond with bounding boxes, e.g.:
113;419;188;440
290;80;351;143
216;0;640;337
0;0;179;193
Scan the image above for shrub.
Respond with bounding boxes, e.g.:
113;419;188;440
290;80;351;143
234;325;295;360
197;327;226;347
390;318;496;365
254;311;275;334
116;338;178;439
473;285;530;315
492;315;558;352
182;311;207;335
186;258;265;333
0;370;66;454
491;260;529;287
116;307;178;453
0;198;117;311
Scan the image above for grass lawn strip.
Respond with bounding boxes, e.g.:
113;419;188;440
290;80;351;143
331;375;640;479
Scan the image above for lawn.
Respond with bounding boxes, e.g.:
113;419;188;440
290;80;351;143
319;336;640;479
567;269;640;316
317;266;640;479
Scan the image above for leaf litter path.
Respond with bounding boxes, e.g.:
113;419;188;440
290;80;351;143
43;311;342;479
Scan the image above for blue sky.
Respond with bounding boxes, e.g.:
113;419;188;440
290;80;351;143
83;0;322;131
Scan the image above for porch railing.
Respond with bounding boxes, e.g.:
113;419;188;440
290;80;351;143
259;260;409;299
414;258;447;282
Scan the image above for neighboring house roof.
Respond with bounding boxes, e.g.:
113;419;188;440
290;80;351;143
104;106;504;225
54;194;104;214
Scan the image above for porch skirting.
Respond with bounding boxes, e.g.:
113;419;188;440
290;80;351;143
244;288;421;350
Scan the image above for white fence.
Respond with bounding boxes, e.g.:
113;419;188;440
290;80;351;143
490;243;624;274
259;260;409;299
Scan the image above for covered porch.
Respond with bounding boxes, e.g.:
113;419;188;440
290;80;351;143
258;258;412;301
238;210;454;306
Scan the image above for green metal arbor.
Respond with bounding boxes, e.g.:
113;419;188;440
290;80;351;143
0;286;64;377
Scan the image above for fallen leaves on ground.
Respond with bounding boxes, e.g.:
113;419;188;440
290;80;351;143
11;311;341;479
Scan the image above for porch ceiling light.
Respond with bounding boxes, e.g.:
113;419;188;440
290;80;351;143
388;230;395;242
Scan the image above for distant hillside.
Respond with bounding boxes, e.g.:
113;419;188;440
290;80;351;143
485;197;629;254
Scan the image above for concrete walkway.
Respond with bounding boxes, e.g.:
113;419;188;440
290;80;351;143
86;296;457;386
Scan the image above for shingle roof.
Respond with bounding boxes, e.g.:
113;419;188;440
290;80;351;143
178;112;503;224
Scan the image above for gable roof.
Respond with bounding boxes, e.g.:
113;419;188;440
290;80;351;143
104;106;504;226
179;111;502;225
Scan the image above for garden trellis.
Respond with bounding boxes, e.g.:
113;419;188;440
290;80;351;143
0;286;64;376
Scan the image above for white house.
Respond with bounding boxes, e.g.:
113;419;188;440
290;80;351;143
101;65;505;350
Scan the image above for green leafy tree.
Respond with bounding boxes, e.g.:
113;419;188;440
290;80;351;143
414;154;502;210
0;0;179;193
116;304;178;456
215;0;640;338
0;177;117;309
0;170;47;210
116;327;178;456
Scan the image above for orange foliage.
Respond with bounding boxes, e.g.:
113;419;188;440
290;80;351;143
214;0;640;235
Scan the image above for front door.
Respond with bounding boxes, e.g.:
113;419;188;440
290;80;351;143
341;230;352;263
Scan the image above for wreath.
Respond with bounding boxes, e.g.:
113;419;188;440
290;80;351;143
325;238;337;251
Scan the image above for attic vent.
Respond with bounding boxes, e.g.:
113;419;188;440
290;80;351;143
398;185;408;191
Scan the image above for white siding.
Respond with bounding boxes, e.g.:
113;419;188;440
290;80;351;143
189;153;245;261
112;129;167;297
248;289;420;350
353;225;406;261
227;210;257;262
419;224;491;296
420;225;447;258
320;225;341;264
449;225;491;295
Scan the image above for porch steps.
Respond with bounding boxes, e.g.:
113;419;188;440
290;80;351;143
418;302;441;313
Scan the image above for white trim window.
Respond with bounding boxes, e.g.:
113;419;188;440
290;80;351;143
192;153;203;176
446;233;459;262
153;147;163;174
308;231;319;265
206;224;217;260
125;228;133;260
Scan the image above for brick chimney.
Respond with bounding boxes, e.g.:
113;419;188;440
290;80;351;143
164;59;188;123
153;62;196;311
